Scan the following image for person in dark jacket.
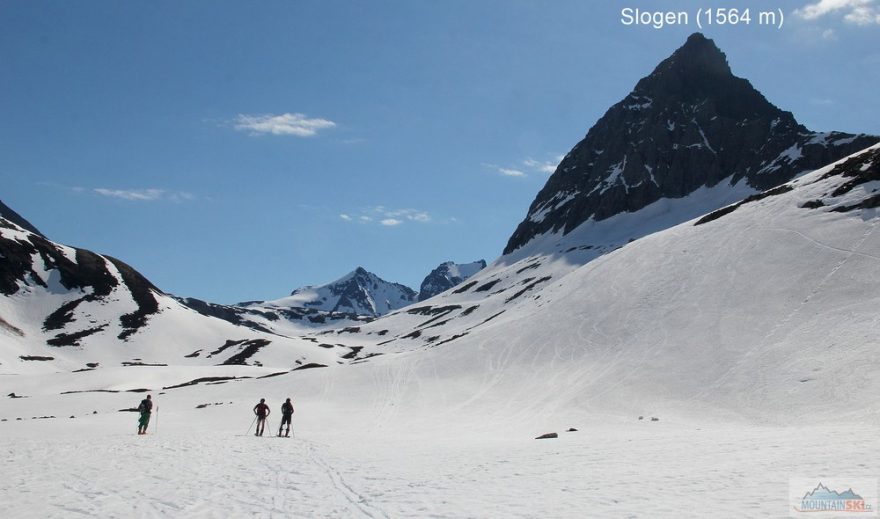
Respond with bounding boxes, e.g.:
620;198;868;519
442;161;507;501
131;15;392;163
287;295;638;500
253;398;270;436
137;394;153;435
278;397;294;437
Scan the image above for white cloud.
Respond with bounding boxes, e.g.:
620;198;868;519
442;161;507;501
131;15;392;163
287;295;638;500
339;207;434;227
795;0;880;24
822;28;838;39
484;163;527;178
233;112;336;137
523;158;558;174
485;154;562;179
93;188;194;203
499;168;526;177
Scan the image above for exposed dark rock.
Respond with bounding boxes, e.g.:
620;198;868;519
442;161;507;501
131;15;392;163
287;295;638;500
434;332;469;346
292;363;328;371
19;355;54;361
516;262;541;274
800;200;826;209
47;325;108;347
695;184;794;226
504;33;879;254
418;260;486;301
460;305;479;317
162;376;249;390
474;280;501;293
221;339;270;366
176;297;278;333
505;276;552;303
256;371;289;379
341;346;363;360
535;432;558;439
0;200;44;237
452;280;479;294
60;389;120;394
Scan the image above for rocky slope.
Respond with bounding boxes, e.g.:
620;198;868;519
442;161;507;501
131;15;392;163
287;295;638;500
417;260;486;301
504;33;878;254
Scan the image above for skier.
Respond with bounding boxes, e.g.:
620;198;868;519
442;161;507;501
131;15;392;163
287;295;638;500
137;394;153;435
253;398;270;436
278;397;294;437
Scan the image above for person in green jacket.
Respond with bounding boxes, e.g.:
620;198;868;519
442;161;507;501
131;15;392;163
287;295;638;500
137;394;153;435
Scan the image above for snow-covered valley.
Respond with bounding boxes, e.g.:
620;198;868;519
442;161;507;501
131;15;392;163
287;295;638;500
3;32;880;518
3;143;880;517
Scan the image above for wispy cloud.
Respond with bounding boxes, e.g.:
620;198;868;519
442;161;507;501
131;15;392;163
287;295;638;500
484;154;562;179
523;158;558;174
94;188;194;203
483;163;526;178
339;206;434;226
795;0;880;24
233;112;336;137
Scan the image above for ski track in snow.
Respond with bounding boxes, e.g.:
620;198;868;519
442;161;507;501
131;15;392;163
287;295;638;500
3;425;879;518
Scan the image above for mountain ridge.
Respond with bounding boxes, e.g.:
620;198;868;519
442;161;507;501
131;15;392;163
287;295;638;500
504;32;879;254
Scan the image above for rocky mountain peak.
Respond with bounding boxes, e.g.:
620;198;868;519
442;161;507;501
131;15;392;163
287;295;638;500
503;33;879;255
418;260;487;302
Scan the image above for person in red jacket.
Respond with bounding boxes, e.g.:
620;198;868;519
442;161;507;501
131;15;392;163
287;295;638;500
253;398;270;436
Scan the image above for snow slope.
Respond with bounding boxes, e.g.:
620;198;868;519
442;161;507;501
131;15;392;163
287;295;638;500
2;145;879;518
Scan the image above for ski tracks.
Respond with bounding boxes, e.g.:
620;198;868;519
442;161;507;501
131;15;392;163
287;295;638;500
303;440;390;519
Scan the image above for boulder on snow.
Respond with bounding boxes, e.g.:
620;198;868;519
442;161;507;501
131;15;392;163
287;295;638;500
567;428;578;432
535;432;558;440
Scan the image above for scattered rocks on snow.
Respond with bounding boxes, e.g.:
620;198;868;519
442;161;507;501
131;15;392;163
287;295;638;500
567;428;578;432
651;417;660;422
535;432;558;440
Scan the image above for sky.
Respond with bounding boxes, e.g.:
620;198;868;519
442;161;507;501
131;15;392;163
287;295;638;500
2;0;879;304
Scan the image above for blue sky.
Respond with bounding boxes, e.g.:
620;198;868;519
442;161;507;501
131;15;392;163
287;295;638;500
2;1;878;304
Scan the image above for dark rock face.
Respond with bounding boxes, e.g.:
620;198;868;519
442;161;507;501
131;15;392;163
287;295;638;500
0;215;162;344
504;33;879;254
0;200;44;238
417;260;487;301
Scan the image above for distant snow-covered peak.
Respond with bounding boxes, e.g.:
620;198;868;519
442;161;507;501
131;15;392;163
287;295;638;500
261;267;417;317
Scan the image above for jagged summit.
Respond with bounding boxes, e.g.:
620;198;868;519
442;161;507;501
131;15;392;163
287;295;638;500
417;260;486;302
260;267;417;317
636;33;779;121
503;34;878;255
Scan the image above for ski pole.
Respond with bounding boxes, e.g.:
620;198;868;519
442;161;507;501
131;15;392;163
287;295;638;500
155;406;159;434
246;414;257;436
